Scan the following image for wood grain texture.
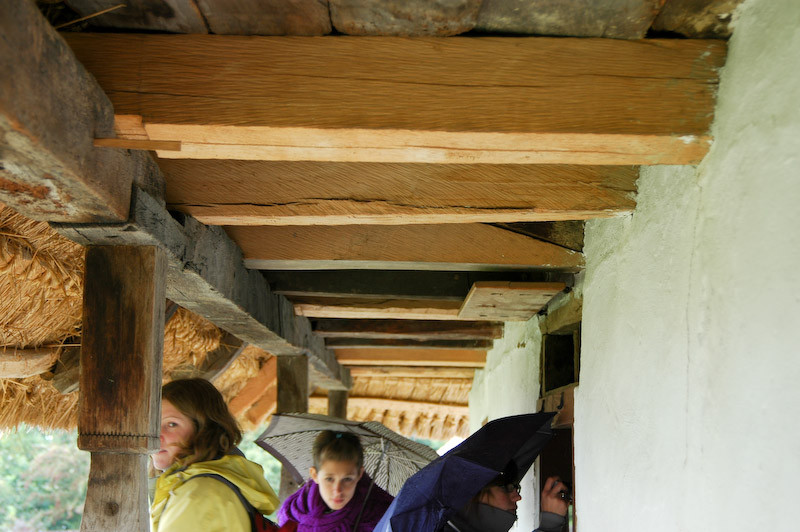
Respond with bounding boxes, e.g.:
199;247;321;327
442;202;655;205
229;356;277;417
292;296;464;320
161;159;637;225
458;281;566;320
80;453;150;532
335;347;486;367
327;390;348;418
0;1;138;222
226;224;584;271
64;34;726;165
78;246;165;454
314;319;504;340
0;348;60;378
197;0;332;35
476;0;663;38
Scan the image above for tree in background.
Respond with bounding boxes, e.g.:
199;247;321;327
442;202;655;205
0;426;89;531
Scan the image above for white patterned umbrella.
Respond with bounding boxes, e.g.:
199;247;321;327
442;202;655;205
255;412;439;496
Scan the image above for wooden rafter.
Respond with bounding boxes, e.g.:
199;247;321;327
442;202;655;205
309;395;469;418
335;347;486;367
160;159;638;225
313;319;503;340
226;224;584;271
64;34;726;165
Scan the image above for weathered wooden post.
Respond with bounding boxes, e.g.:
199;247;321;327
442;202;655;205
327;390;348;419
78;246;166;532
277;355;309;499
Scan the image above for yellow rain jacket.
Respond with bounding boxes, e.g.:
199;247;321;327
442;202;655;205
151;454;279;532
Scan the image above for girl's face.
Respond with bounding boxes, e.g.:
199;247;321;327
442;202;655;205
479;484;522;514
152;399;195;471
309;459;364;510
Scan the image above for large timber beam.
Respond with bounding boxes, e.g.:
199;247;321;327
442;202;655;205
64;34;725;165
226;224;584;271
265;270;570;300
0;1;162;223
54;186;350;390
313;319;504;341
160;159;638;225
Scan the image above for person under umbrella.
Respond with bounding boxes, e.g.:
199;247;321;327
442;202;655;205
278;430;394;532
373;413;569;532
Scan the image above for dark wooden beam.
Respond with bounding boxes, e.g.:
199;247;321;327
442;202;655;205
0;0;163;223
314;319;503;341
54;186;350;390
277;355;309;498
65;33;725;165
491;222;585;252
226;224;584;271
327;390;348;419
325;338;494;350
265;270;571;300
313;319;504;341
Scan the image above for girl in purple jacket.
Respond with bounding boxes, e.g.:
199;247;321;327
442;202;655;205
278;431;393;532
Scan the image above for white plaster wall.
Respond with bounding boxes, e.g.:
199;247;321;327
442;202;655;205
576;0;800;530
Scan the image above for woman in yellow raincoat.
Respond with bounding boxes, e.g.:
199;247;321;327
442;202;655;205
150;378;280;531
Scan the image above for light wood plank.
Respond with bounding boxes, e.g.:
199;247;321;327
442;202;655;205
161;159;637;225
335;348;486;367
348;366;476;379
78;246;165;454
0;348;60;379
458;281;566;321
292;296;463;320
309;395;469;418
229;357;277;417
227;224;584;271
65;34;726;165
54;187;349;390
314;319;504;340
350;366;475;380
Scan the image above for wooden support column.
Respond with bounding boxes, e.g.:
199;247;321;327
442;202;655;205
78;246;166;532
277;355;309;499
328;390;348;419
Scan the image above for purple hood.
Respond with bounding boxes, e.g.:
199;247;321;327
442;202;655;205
278;473;393;532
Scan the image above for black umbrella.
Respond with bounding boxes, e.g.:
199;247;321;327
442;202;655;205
373;413;555;532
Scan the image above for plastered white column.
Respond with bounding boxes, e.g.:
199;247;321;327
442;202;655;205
576;0;800;530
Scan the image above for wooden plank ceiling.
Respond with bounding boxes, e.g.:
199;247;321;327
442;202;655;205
7;0;736;439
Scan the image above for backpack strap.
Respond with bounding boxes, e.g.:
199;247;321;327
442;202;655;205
190;473;260;532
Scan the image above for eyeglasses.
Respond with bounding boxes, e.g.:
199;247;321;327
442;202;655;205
496;483;521;494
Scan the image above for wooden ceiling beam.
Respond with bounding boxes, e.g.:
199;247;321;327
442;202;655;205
0;1;160;223
313;319;503;340
326;338;494;350
160;159;637;225
266;270;570;300
347;366;477;379
65;34;725;165
227;224;584;271
292;296;463;320
335;347;486;367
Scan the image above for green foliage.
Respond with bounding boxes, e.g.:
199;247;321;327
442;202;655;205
0;425;89;531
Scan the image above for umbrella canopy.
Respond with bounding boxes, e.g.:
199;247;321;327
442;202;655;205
373;413;555;532
255;412;440;496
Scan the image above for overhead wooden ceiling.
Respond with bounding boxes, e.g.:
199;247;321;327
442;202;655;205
3;0;737;439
